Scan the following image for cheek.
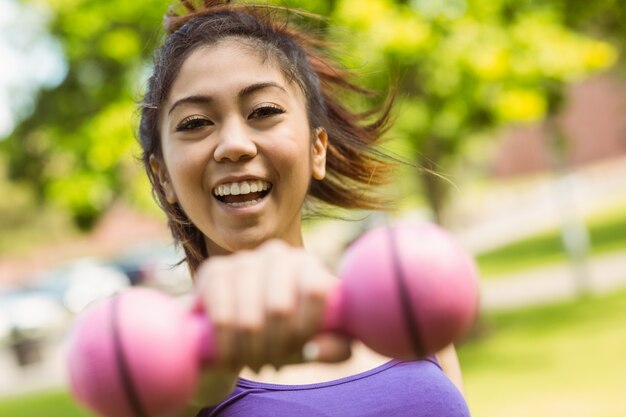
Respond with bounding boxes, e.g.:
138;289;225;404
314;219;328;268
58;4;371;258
164;144;207;196
275;122;314;164
269;139;311;177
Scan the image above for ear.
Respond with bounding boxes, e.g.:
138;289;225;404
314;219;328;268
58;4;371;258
149;155;178;204
311;127;328;181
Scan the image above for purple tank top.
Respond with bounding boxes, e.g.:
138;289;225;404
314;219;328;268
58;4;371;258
197;358;471;416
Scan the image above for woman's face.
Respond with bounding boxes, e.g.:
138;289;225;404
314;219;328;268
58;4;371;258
154;38;327;255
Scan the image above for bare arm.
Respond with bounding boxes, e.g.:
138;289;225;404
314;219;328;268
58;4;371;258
435;344;465;395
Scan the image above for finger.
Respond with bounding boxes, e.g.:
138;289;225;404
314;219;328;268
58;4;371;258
303;334;352;363
264;251;297;369
197;258;237;369
233;254;266;371
295;255;335;341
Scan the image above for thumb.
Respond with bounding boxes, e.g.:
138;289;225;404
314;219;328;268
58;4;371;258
302;334;352;363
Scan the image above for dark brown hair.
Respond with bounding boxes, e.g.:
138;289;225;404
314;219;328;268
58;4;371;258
139;0;395;272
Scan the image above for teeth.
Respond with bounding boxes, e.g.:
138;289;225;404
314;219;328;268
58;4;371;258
213;180;271;197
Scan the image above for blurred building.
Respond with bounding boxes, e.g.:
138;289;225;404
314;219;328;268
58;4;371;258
0;203;170;285
450;74;626;252
490;75;626;177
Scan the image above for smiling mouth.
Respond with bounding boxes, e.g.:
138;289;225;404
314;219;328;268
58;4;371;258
213;179;273;207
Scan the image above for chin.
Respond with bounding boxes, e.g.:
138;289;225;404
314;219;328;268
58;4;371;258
205;233;270;256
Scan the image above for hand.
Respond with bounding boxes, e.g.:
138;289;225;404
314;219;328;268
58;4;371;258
194;240;352;373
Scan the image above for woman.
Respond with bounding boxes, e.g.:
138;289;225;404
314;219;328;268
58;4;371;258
139;1;470;416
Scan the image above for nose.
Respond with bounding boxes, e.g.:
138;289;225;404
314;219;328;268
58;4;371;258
213;118;258;162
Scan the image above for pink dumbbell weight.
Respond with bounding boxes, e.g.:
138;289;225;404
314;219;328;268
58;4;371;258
67;222;479;417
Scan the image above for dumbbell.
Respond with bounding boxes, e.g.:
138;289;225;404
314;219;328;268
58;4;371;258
67;222;479;417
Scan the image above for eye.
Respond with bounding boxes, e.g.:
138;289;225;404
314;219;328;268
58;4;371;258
176;116;213;132
248;104;285;120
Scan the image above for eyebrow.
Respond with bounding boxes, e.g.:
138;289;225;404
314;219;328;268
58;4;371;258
167;82;288;115
167;95;212;115
239;81;287;99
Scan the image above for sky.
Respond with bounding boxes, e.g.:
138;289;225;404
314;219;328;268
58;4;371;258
0;0;66;139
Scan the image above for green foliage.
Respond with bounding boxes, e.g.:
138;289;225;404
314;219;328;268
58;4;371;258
1;0;623;230
550;0;626;60
2;0;164;229
325;0;617;222
0;153;79;256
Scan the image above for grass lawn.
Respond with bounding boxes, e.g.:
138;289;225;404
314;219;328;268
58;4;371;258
2;289;625;417
0;390;92;417
476;206;626;277
459;288;626;417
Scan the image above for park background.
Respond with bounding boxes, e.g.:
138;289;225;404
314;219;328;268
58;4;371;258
1;0;626;416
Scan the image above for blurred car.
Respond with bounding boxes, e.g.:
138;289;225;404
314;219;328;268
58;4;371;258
0;285;70;365
108;242;192;295
28;258;131;315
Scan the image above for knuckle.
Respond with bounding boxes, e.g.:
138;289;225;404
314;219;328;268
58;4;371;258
266;304;293;321
301;274;333;301
237;316;264;334
211;316;234;330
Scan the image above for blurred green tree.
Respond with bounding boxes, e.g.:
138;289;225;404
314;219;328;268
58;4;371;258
552;0;626;58
325;0;617;223
1;0;164;229
0;0;620;230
